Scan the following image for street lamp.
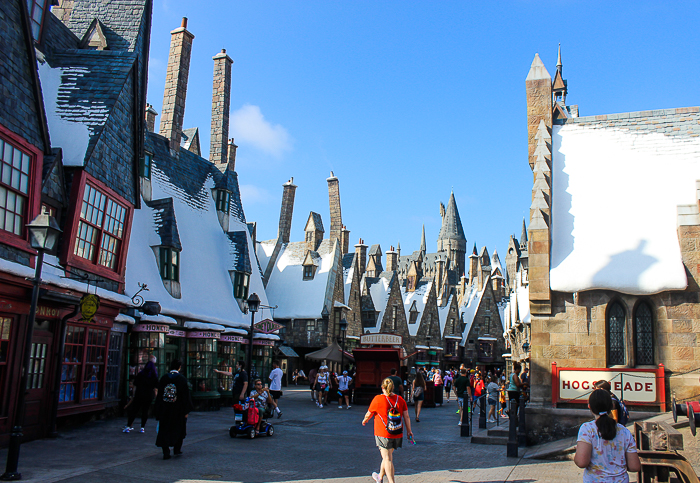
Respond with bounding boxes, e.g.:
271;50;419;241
245;293;260;380
339;317;347;372
2;211;61;481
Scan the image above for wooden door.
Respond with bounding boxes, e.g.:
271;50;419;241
23;325;54;440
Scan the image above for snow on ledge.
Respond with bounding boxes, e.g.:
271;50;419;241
184;321;226;331
141;314;178;325
550;124;699;294
115;313;136;324
223;327;248;335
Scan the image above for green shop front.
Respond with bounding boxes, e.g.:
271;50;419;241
129;322;185;380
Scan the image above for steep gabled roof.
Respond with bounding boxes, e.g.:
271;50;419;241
180;127;200;156
148;198;182;250
437;191;466;242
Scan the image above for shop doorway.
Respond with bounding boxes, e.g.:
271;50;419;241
24;320;54;440
164;341;180;373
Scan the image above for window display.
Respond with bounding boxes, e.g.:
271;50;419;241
59;325;108;403
186;331;219;397
217;336;242;393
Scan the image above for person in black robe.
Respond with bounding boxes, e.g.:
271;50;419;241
154;360;194;459
123;359;158;433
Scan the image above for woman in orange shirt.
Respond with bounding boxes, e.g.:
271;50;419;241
362;378;413;483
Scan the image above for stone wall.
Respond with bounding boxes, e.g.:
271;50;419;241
209;49;232;167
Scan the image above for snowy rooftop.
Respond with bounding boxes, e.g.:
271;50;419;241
459;280;486;346
550;116;700;294
364;272;394;333
401;279;432;337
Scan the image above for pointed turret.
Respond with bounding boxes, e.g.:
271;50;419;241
556;43;562;74
420;224;426;254
437;191;467;276
520;219;528;250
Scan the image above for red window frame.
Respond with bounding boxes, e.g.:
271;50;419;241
0;124;43;257
26;0;49;43
58;324;109;404
62;172;134;284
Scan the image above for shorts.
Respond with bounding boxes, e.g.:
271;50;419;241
375;435;403;450
314;383;322;392
270;390;282;400
488;398;497;407
413;392;424;402
445;383;452;392
340;389;350;396
457;397;464;408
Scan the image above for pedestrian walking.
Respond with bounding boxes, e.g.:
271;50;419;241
498;382;508;418
486;376;499;423
314;365;330;407
308;367;318;402
507;362;523;416
154;360;193;460
574;389;640;481
337;370;352;409
388;368;403;399
444;370;453;403
362;377;413;483
122;359;158;433
453;368;471;425
433;369;444;406
411;370;426;422
214;360;248;402
268;360;283;418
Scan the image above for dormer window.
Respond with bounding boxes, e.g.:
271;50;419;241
407;276;416;292
233;271;249;300
139;153;152;179
303;265;316;280
27;0;49;41
215;190;231;213
159;247;180;282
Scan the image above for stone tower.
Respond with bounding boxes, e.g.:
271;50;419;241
436;191;467;276
327;172;343;244
210;49;233;168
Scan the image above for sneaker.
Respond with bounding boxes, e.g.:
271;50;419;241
338;405;343;409
456;410;460;414
320;404;323;408
347;406;352;409
372;471;382;483
277;411;283;419
122;426;132;433
139;427;145;433
458;421;462;426
316;401;319;406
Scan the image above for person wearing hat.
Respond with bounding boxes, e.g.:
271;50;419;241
336;370;353;409
313;365;330;408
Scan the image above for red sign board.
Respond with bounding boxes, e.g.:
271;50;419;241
254;318;283;334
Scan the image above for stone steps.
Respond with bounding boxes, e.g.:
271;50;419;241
471;435;509;445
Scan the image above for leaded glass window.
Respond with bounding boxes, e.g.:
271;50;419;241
607;302;626;366
634;302;654;366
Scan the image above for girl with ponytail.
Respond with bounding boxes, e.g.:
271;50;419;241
574;389;641;481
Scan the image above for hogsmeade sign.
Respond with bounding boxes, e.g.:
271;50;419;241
551;362;666;411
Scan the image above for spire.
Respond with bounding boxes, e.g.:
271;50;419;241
520;218;528;251
437;191;466;242
471;243;478;257
526;53;551;82
556;43;562;74
420;224;426;253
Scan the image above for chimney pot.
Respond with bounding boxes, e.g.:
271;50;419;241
181;17;188;28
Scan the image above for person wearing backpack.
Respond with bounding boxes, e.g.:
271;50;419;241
362;377;413;483
594;380;630;426
154;360;194;460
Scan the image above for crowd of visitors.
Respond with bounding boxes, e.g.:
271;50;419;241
307;364;356;409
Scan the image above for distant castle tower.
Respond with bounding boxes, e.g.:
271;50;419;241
437;191;467;276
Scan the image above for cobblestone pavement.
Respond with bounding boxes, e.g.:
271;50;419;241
0;388;641;482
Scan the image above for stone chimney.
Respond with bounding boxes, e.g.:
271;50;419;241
210;49;233;167
468;245;478;284
278;178;297;244
436;256;446;297
386;246;398;272
226;138;238;172
145;104;158;133
341;225;350;254
355;238;367;278
159;18;194;155
327;171;342;244
52;0;74;23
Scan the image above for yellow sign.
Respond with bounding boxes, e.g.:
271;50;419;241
79;294;100;323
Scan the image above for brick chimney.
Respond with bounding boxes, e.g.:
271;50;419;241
210;49;233;167
341;225;350;255
159;18;194;155
226;138;238;172
278;178;296;244
469;245;478;284
145;104;158;133
386;246;398;272
327;171;342;244
355;238;367;278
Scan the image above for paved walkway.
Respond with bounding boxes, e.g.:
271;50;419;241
0;388;625;482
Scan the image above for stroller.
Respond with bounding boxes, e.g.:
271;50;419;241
229;398;274;439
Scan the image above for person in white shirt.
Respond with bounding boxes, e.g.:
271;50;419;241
268;360;284;418
336;370;353;409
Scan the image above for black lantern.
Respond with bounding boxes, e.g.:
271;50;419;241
522;341;530;352
247;293;260;313
339;317;347;333
27;210;62;251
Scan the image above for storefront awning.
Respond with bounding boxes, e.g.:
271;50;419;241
276;346;299;358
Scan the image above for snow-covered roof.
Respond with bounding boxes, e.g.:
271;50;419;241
263;239;341;319
438;295;454;336
125;134;268;329
364;272;394;333
115;313;136;324
401;280;432;337
496;301;507;332
184;322;226;331
458;281;486;346
550;122;700;294
141;314;178;325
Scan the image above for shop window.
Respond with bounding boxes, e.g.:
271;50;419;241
139;153;152;179
634;302;654;366
215;189;231;213
607;302;626;366
233;271;249;300
362;311;376;328
26;0;49;41
187;338;217;394
59;326;108;403
104;332;123;400
0;138;32;236
130;331;166;378
27;342;48;389
74;183;127;270
217;342;238;392
250;345;272;381
60;325;85;403
303;264;316;280
82;328;107;400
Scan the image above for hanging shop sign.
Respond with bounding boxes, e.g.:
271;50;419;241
221;335;246;343
132;323;170;333
168;328;186;337
79;294;100;323
360;333;402;346
186;331;221;339
551;362;665;410
254;318;283;334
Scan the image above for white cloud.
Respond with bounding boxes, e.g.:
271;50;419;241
230;104;292;158
240;184;271;205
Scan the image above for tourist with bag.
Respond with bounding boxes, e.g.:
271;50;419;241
154;360;193;460
411;370;426;422
362;378;413;483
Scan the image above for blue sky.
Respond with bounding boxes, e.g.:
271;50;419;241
146;1;700;262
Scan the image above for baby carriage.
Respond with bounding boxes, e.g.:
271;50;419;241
229;398;274;439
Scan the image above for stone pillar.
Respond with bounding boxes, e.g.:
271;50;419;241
327;171;342;244
526;53;552;169
355;239;367;278
226;138;237;172
435;257;445;299
159;18;194;155
278;178;296;244
210;49;233;167
386;246;398;272
341;225;350;255
145;104;158;133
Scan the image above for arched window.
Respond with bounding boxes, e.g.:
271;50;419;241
607;302;626;366
634;302;654;365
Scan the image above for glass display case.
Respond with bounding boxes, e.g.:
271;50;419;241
186;333;219;398
217;336;242;394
